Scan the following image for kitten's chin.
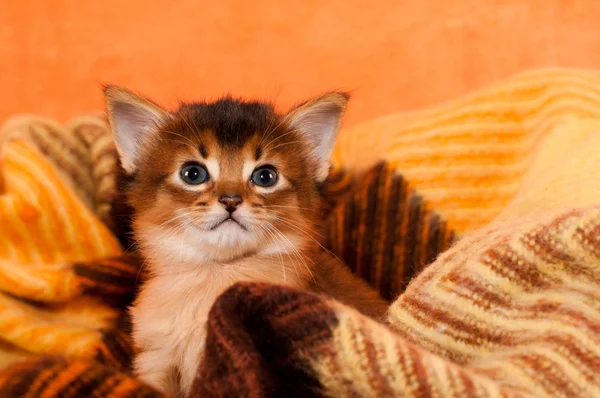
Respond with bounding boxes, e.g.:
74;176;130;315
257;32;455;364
210;218;248;232
137;221;260;269
136;219;305;273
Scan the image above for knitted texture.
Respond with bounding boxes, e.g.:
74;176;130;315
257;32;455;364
0;137;142;370
0;115;149;373
323;163;454;301
1;68;600;397
332;68;600;234
1;114;120;232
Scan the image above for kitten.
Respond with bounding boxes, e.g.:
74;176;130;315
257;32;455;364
104;86;389;396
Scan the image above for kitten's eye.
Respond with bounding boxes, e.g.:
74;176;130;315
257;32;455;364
251;166;278;187
180;163;209;185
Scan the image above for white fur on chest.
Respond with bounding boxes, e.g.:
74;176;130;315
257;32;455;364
131;256;305;396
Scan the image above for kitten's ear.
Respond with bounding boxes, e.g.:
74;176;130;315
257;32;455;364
284;92;349;181
104;85;168;173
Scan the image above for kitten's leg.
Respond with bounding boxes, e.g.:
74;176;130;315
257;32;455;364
309;252;390;321
134;348;179;395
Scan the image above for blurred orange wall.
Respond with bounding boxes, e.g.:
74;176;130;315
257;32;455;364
2;0;600;127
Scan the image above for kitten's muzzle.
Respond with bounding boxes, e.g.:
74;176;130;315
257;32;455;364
219;195;243;214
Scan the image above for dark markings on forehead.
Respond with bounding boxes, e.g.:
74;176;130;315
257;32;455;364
179;98;277;147
198;143;208;158
254;145;263;161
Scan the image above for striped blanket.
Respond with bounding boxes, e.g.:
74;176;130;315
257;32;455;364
0;69;599;397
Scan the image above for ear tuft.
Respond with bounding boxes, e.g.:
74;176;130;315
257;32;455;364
284;92;349;181
104;86;168;174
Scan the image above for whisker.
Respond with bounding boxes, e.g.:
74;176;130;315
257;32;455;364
179;115;201;142
271;217;344;266
257;223;288;283
143;208;199;233
265;221;316;284
257;115;276;150
270;214;326;238
268;140;308;152
260;116;289;150
262;129;300;152
263;222;302;282
261;205;319;211
265;209;328;229
162;130;198;151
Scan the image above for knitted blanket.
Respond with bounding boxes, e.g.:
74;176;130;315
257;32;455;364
1;69;599;397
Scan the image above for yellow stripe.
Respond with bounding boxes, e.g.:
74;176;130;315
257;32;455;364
335;69;600;233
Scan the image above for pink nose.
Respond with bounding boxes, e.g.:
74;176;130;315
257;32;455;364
219;195;243;213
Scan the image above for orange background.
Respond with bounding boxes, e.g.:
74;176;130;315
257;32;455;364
2;0;600;128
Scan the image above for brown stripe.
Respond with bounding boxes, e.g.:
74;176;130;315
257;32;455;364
481;245;556;291
343;188;360;276
543;334;600;381
24;361;64;398
457;369;479;398
361;166;381;286
406;343;433;397
373;164;392;293
35;125;90;172
83;260;138;279
77;276;133;296
394;178;412;297
350;184;365;280
101;256;142;272
436;275;600;350
426;213;453;268
575;221;600;259
82;374;120;398
525;212;581;264
403;193;424;288
73;267;136;291
92;149;119;171
443;273;509;310
424;212;439;267
35;124;89;165
445;367;465;397
403;295;508;346
316;344;352;396
382;173;403;300
57;362;102;397
417;205;431;273
99;329;134;369
94;343;120;369
393;340;414;394
73;122;106;146
76;262;131;279
31;131;95;195
514;353;582;397
395;303;475;363
351;318;394;396
335;205;345;263
448;252;600;327
39;360;92;397
324;210;339;260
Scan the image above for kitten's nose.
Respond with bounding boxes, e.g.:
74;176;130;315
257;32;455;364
219;195;243;213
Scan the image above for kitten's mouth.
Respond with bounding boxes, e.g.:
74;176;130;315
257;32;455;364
210;216;248;231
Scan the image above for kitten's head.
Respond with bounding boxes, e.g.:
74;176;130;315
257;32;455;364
105;86;347;271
